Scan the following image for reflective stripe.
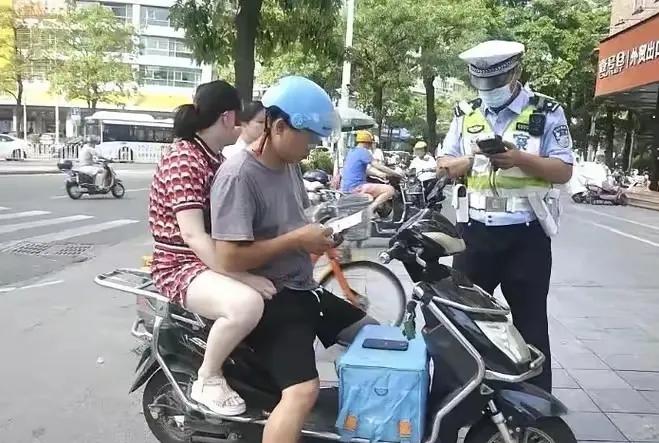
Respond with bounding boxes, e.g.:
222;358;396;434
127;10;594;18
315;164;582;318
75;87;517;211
468;175;551;190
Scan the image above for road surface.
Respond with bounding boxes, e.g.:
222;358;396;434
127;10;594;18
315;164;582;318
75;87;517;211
0;167;154;287
1;188;659;442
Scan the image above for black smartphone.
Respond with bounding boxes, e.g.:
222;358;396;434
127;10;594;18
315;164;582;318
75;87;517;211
362;338;409;351
476;135;507;155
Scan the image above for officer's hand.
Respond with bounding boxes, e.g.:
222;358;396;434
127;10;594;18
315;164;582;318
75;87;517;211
489;149;523;170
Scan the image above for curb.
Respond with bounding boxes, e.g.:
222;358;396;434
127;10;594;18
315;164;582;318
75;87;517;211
0;169;60;176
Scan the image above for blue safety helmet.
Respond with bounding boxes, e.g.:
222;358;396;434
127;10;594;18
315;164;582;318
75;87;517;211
261;76;341;141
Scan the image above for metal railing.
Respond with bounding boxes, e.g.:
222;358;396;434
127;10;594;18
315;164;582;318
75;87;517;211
22;143;163;164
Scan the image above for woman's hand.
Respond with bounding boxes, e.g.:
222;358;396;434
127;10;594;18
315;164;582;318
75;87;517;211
222;271;276;300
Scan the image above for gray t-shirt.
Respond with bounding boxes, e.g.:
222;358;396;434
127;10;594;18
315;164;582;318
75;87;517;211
210;149;315;291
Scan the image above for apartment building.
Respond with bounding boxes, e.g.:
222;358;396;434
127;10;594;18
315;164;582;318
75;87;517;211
0;0;212;136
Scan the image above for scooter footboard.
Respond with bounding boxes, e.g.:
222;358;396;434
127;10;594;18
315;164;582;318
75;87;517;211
493;382;568;427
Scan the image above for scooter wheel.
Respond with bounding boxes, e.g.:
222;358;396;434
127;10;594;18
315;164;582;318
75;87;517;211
66;182;83;200
464;417;576;443
111;183;126;198
571;193;584;204
618;193;629;206
142;371;194;443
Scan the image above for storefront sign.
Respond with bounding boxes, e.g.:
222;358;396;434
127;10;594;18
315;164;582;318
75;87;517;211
598;40;659;78
595;13;659;96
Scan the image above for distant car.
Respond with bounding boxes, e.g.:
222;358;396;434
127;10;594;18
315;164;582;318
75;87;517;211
0;134;29;160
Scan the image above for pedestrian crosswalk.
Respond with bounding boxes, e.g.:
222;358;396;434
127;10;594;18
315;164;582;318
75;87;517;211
0;206;140;251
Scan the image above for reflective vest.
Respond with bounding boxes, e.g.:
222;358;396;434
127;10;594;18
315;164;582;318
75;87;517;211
460;103;551;212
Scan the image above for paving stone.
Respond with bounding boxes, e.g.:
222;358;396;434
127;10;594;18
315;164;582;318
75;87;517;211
553;368;580;389
640;391;659;411
554;388;600;412
607;413;659;441
618;371;659;391
587;389;658;413
569;369;633;390
564;412;626;441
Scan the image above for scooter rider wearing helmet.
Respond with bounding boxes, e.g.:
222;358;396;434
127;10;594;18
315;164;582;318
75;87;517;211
210;76;377;443
437;40;574;392
78;135;108;188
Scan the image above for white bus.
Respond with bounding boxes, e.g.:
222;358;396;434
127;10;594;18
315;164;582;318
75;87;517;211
85;111;174;163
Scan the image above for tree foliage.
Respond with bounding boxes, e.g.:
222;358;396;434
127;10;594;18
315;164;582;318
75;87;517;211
493;0;610;151
170;0;342;101
50;5;137;112
0;5;58;132
406;0;489;149
258;39;342;95
349;0;419;135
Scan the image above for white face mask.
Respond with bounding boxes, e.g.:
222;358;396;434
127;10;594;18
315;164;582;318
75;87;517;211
479;83;514;109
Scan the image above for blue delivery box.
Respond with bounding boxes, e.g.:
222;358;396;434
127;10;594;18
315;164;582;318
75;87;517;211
336;325;429;443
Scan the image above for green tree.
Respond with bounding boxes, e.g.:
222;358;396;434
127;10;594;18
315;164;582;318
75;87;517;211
258;40;342;94
0;5;58;133
408;0;489;150
350;0;419;136
50;5;137;112
170;0;342;102
497;0;610;150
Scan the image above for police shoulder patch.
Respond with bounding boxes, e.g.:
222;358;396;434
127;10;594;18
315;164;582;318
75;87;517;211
467;125;485;134
552;125;571;148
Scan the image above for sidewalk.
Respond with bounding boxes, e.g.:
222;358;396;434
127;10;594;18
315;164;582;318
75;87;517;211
0;159;156;176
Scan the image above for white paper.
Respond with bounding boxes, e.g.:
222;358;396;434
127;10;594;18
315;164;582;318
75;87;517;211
326;210;365;233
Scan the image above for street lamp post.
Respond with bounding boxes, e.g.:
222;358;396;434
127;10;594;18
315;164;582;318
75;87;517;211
339;0;354;109
335;0;355;175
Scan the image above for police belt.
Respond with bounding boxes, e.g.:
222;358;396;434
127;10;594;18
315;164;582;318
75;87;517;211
468;194;533;213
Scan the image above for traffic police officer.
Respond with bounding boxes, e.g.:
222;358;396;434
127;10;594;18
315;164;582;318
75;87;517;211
437;40;574;392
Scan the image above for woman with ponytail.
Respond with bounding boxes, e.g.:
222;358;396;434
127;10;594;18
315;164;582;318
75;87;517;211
148;80;273;416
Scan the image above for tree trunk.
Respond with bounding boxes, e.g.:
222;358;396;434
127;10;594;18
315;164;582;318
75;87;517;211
234;0;263;104
91;99;97;114
14;74;23;135
604;108;614;167
621;111;634;171
373;84;383;139
423;74;437;155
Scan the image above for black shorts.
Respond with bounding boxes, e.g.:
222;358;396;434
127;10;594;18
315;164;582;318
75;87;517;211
247;287;365;390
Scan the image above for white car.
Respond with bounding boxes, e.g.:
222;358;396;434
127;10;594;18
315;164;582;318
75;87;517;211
0;134;29;160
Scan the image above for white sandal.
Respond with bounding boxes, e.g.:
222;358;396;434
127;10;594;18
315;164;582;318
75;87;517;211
191;376;246;416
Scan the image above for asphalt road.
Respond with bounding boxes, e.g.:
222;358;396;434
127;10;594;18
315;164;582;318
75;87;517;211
0;167;154;287
1;191;659;442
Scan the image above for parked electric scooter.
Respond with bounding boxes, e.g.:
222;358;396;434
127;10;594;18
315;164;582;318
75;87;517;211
583;183;628;205
95;176;576;443
57;158;125;200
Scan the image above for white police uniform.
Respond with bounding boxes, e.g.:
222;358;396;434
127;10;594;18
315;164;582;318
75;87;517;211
439;40;574;392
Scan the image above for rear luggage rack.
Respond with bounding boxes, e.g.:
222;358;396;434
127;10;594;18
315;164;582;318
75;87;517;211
94;268;168;303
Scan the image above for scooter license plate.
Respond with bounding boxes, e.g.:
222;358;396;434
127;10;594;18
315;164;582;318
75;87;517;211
485;197;507;212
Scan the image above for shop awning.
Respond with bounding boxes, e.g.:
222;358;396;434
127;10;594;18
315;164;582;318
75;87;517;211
595;13;659;112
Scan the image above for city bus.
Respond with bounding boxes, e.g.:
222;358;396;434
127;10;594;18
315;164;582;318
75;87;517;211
84;111;174;162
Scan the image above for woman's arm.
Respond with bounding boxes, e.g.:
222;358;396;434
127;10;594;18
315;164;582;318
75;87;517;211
176;208;220;269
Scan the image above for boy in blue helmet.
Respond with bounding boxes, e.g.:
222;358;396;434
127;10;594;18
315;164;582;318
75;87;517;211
209;76;375;443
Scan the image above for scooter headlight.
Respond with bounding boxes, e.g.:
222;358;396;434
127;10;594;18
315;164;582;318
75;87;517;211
475;319;532;365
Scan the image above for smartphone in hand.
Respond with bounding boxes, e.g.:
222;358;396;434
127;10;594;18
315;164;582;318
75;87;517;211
476;135;507;155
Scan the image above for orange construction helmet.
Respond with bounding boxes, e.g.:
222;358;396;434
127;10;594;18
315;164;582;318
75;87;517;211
355;130;374;144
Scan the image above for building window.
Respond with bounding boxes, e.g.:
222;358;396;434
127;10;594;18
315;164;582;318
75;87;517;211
103;2;132;23
139;65;201;87
633;0;645;13
140;36;192;58
141;6;170;27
